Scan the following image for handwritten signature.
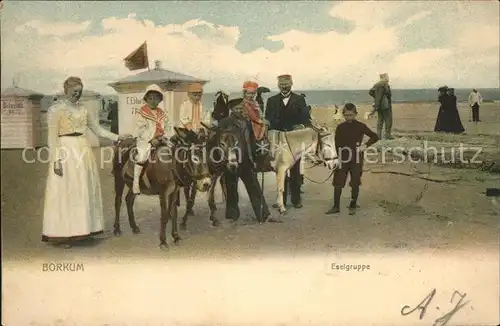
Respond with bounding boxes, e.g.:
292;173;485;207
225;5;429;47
401;288;470;326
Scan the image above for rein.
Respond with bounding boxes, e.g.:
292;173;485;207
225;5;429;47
168;141;210;187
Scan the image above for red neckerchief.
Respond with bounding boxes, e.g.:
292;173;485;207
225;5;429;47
139;104;166;137
243;98;260;114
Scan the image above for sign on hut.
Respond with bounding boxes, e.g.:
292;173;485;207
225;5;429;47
1;86;45;149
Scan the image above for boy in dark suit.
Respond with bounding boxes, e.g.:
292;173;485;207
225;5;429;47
326;103;378;215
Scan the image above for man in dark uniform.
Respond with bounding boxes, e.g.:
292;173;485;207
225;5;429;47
222;99;279;223
265;74;311;208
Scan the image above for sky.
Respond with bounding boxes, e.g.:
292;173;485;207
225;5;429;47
1;1;499;95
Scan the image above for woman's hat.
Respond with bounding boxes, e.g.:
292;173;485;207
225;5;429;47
142;84;164;102
438;85;448;92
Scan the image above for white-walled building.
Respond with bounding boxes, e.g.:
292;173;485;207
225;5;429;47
1;86;45;149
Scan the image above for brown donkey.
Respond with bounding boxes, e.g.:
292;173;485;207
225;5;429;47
112;127;212;249
180;121;241;230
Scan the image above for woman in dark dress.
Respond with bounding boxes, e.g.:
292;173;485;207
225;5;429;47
442;88;465;134
435;87;465;134
434;86;448;132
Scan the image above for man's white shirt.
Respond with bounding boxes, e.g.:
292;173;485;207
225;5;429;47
468;92;482;106
281;92;291;106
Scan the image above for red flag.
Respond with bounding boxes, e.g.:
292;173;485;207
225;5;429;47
124;41;149;71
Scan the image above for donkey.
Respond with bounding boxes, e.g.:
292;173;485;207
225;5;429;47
180;119;243;230
112;127;212;249
180;93;240;230
267;126;339;215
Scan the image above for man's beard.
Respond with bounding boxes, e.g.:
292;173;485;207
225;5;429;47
280;88;291;95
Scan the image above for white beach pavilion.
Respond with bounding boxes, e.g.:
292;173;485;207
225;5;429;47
1;85;45;149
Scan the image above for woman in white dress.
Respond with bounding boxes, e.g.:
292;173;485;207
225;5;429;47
42;77;131;248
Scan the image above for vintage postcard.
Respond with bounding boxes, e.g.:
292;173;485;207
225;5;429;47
2;1;499;325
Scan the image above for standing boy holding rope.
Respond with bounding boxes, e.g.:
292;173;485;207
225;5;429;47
326;103;379;215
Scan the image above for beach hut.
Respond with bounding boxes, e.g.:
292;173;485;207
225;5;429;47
1;86;45;149
108;61;208;135
55;89;103;147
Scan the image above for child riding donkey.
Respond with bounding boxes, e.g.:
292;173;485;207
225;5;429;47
133;84;172;195
240;80;273;171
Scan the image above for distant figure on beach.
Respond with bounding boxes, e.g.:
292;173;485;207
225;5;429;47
434;86;448;132
107;100;119;134
435;86;464;134
368;73;393;140
445;88;465;133
468;88;483;123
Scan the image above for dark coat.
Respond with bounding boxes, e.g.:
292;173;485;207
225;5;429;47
436;94;464;134
264;92;310;131
369;80;392;111
256;93;265;113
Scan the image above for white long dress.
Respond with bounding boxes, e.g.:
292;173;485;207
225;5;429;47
41;99;118;242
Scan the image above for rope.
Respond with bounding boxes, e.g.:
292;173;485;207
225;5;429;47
303;167;335;184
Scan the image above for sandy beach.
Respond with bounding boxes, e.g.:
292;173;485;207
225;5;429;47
2;102;499;325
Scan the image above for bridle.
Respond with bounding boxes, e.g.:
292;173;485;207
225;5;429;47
298;126;338;184
313;131;336;166
205;126;240;170
169;138;211;186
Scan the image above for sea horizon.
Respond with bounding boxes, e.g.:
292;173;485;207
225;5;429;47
38;87;500;112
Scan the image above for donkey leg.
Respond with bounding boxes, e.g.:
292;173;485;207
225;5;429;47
159;189;169;249
181;184;195;230
170;189;182;245
188;183;197;215
208;174;218;211
208;175;221;227
113;172;125;236
276;167;288;215
180;186;190;230
125;189;141;234
184;184;195;216
220;174;228;204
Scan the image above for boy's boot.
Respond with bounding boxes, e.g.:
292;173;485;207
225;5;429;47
132;164;143;194
348;186;360;215
325;187;342;214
